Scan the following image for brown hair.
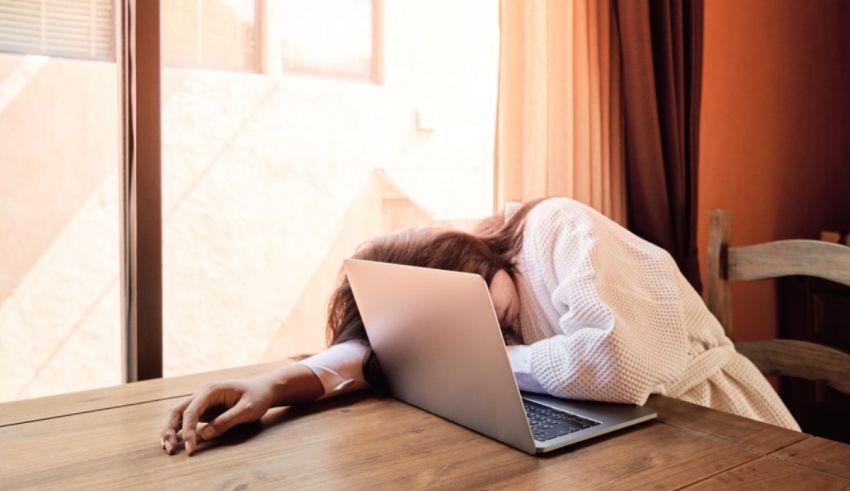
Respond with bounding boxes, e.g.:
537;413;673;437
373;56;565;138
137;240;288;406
326;199;544;389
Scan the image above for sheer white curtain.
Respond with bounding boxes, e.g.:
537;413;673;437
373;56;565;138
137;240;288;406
494;0;625;223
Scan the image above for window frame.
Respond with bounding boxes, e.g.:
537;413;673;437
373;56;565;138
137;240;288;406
120;0;162;382
119;0;383;382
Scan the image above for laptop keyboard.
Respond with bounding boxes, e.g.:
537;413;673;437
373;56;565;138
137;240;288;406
523;400;601;442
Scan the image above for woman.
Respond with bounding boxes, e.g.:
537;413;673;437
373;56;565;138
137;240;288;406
160;197;799;456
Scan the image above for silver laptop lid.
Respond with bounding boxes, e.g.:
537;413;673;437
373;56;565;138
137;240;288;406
344;258;537;453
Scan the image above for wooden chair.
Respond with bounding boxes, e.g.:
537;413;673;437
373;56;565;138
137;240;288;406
706;209;850;395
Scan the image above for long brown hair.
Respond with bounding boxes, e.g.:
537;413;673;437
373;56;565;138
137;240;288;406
326;200;544;389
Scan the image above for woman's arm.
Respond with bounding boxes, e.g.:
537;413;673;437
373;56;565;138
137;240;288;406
516;199;692;404
160;341;369;456
297;340;370;399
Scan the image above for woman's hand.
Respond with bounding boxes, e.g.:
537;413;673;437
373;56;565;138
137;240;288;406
160;377;274;456
159;363;325;456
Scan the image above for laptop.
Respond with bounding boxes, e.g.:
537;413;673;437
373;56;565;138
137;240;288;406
343;258;656;454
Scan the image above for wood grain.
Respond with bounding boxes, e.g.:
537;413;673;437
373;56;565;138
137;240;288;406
772;436;850;480
729;240;850;286
735;340;850;394
685;456;850;490
2;381;848;489
0;361;291;427
487;422;758;490
707;208;734;335
706;208;850;399
0;394;760;490
648;395;807;454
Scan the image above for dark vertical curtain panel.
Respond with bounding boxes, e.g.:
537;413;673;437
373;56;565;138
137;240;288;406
613;0;704;292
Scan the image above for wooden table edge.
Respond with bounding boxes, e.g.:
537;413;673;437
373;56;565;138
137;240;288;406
0;360;297;427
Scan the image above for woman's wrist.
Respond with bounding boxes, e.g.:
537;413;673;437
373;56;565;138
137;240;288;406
255;363;325;407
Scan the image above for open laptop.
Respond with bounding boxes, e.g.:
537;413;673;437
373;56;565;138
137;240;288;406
343;258;656;455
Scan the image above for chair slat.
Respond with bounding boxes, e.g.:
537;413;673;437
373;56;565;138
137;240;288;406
729;240;850;286
735;340;850;394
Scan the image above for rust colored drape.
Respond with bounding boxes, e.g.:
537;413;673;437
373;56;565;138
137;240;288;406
614;0;704;291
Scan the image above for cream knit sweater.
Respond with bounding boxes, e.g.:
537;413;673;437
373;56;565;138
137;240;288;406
301;198;800;431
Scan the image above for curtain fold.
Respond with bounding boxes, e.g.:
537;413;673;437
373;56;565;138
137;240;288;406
495;0;704;290
495;0;625;224
613;0;704;291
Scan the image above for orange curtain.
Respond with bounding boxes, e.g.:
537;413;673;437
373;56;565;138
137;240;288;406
494;0;625;224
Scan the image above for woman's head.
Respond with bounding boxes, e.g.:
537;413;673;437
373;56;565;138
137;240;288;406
326;199;543;387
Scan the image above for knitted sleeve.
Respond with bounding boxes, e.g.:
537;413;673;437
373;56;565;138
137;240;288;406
522;199;691;405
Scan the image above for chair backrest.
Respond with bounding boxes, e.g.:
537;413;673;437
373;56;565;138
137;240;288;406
706;209;850;394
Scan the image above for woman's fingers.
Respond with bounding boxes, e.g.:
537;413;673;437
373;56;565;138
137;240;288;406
198;401;250;441
181;386;225;456
159;381;254;456
160;396;191;455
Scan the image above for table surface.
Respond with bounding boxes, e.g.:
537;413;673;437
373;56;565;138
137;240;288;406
2;362;849;490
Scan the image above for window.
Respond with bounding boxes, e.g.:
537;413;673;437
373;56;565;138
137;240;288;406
0;0;120;402
160;0;497;377
0;0;115;61
277;0;378;82
162;0;259;72
0;0;499;397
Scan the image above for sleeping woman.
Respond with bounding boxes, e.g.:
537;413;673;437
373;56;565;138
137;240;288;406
160;197;799;456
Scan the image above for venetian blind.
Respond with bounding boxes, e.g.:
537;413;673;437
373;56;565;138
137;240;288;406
0;0;114;61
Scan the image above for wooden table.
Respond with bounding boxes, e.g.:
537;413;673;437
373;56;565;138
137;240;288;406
2;362;850;490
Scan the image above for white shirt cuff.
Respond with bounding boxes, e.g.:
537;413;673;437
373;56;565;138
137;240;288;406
298;340;370;400
506;344;547;394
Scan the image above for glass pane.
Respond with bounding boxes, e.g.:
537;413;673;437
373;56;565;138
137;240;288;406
0;1;120;402
161;0;498;376
280;0;373;80
162;0;258;72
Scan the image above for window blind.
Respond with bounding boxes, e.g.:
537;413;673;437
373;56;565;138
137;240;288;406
0;0;114;61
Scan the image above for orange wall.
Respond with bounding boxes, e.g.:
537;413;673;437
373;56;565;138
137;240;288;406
698;0;850;341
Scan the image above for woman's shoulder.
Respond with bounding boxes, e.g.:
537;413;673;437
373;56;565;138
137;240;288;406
518;198;602;261
524;197;600;230
526;198;676;265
